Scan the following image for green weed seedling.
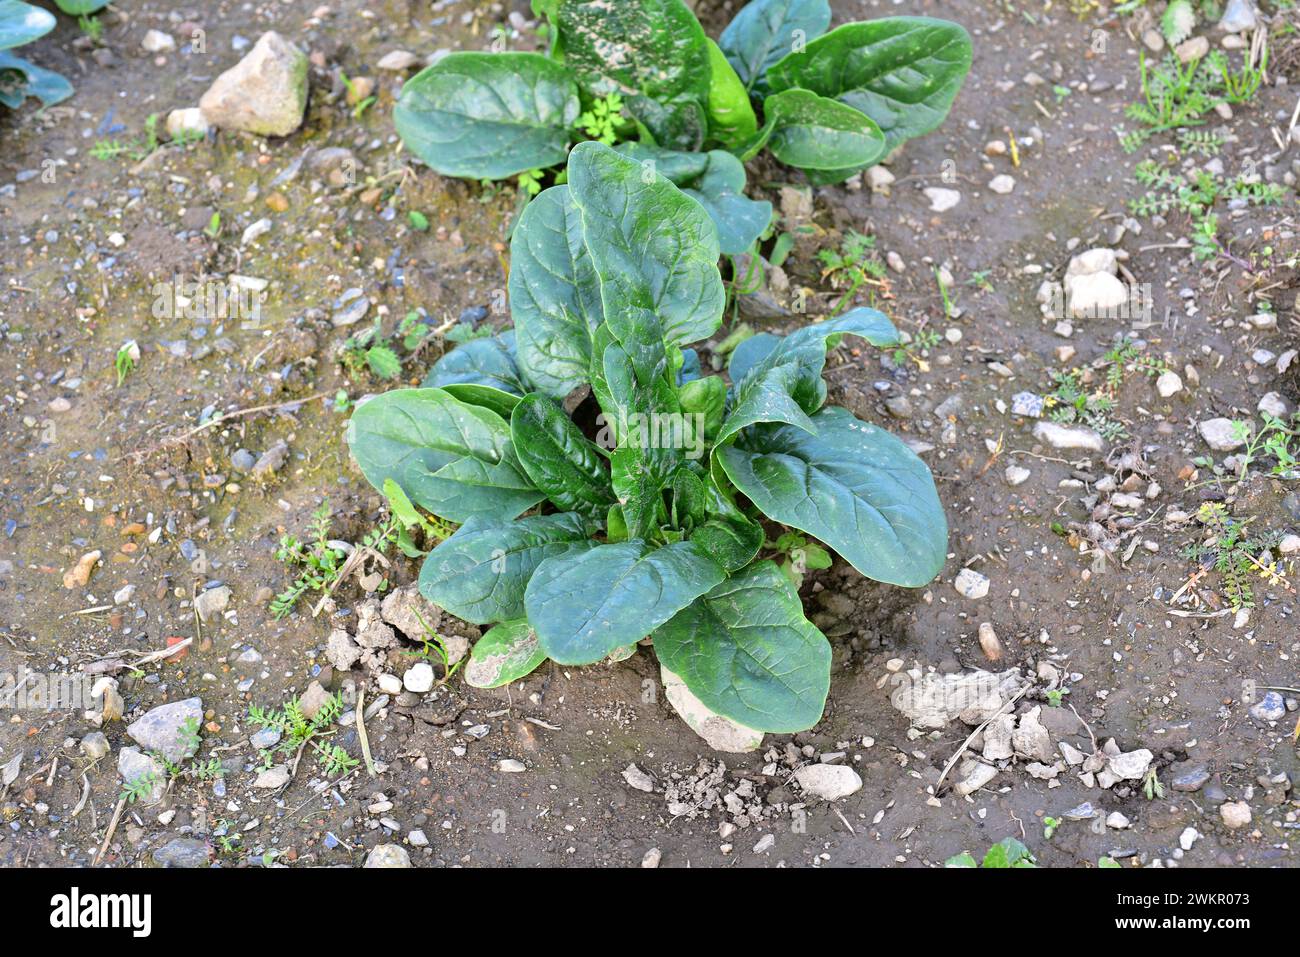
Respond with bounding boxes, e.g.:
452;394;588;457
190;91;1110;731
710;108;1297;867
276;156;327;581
945;837;1037;868
248;690;358;778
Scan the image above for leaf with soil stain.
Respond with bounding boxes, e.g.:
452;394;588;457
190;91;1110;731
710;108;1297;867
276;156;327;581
719;406;947;588
393;52;580;179
652;560;830;732
464;620;548;689
555;0;712;151
346;387;544;524
419;512;596;624
765;16;972;155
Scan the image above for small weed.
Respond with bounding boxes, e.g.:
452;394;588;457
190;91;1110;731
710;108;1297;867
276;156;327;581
1142;768;1165;800
340;319;403;381
1044;339;1166;441
817;230;887;317
114;340;138;386
945;837;1037;868
271;500;399;618
576;92;625;146
203;211;221;240
1182;502;1288;610
1043;816;1061;840
248;690;358;778
765;530;832;590
402;608;466;683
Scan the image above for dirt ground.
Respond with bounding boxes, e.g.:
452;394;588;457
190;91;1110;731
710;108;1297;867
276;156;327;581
1;0;1298;869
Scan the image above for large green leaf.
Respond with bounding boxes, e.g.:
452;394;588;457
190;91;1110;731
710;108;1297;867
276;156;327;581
509;185;604;398
765;17;973;153
612;143;769;256
0;50;72;108
346;387;543;523
422;332;529;418
568;141;725;349
525;540;726;664
0;1;54;51
555;0;711;150
718;308;898;444
704;38;759;150
682;151;773;255
719;0;831;92
763;89;886;174
510;393;615;520
393;52;580;179
464;621;549;688
419;513;595;624
652;560;830;731
719;406;947;587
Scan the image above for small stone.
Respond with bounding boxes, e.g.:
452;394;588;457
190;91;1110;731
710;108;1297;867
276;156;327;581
1218;0;1258;33
408;829;430;847
165;108;208;140
113;584;136;605
193;584;231;622
1179;826;1200;851
1170;762;1210;792
364;844;412;867
1067;271;1129;318
1107;748;1154;781
641;847;662;868
752;833;776;854
988;174;1015;194
199;32;309;136
954;568;990;599
1011;391;1045;417
923;187;961;212
1106;811;1131;829
298;680;332;720
377;50;421;71
376;673;403;695
1198;417;1246;451
886;250;906;273
250;727;281;750
80;732;110;761
865;165;895;191
982;714;1014;761
1278;534;1300;555
1249;691;1286;723
63;550;101;589
793;764;863;800
325;629;362;672
1034;420;1104;452
152;838;210;868
126;697;204;763
497;759;527;773
621;763;655;793
118;748;166;805
250;440;289;478
254;765;291;788
141;29;176;52
977;622;1004;662
1142;29;1165;52
984;140;1007;156
403;662;435;693
1258;392;1290;419
885;395;913;418
1012;707;1054;763
1175;36;1210;63
1004;465;1031;487
1156;371;1183;397
1219;800;1252;829
954;761;998;796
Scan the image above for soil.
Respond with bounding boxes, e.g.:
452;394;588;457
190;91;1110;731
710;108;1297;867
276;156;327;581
1;0;1297;869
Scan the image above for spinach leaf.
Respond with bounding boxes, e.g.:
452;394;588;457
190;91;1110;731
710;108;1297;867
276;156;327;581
0;1;54;50
682;151;773;255
719;0;831;92
765;16;972;154
719;406;947;587
678;375;726;443
422;331;529;417
555;0;712;151
704;38;759;150
419;513;595;624
653;560;830;731
464;621;548;688
510;393;615;521
568;142;725;350
763;88;885;176
525;539;726;664
718;308;899;444
0;50;72;107
394;52;580;179
509;185;604;398
346;387;544;522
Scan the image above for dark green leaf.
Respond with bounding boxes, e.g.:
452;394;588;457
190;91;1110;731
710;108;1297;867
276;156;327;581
419;512;595;624
670;466;708;528
556;0;711;150
567;141;725;350
719;0;830;91
613;142;710;184
510;393;615;520
346;387;544;523
437;384;520;419
719;405;947;586
763;88;885;173
718;308;899;443
464;621;548;688
682;151;773;255
394;52;580;179
509;185;604;398
0;50;72;107
704;37;759;149
525;539;726;664
678;375;726;443
765;17;973;154
652;560;830;731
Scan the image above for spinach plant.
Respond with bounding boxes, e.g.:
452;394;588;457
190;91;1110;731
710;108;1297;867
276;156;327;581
393;0;970;251
346;141;946;736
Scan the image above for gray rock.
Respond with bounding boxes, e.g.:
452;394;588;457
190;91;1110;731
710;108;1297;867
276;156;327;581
982;713;1015;761
953;567;990;599
1034;420;1104;451
1218;0;1258;33
193;585;231;623
924;187;961;212
325;628;362;671
365;843;412;867
1012;706;1054;763
298;680;332;720
403;662;435;693
199;31;308;136
230;448;257;472
1170;762;1210;792
1067;271;1129;318
1249;690;1286;722
621;763;655;793
1004;465;1031;486
254;765;291;788
1198;417;1246;452
118;748;166;805
954;760;998;796
793;764;863;801
1106;748;1153;781
126;697;203;763
152;838;210;868
250;440;289;478
80;732;111;761
250;727;282;750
